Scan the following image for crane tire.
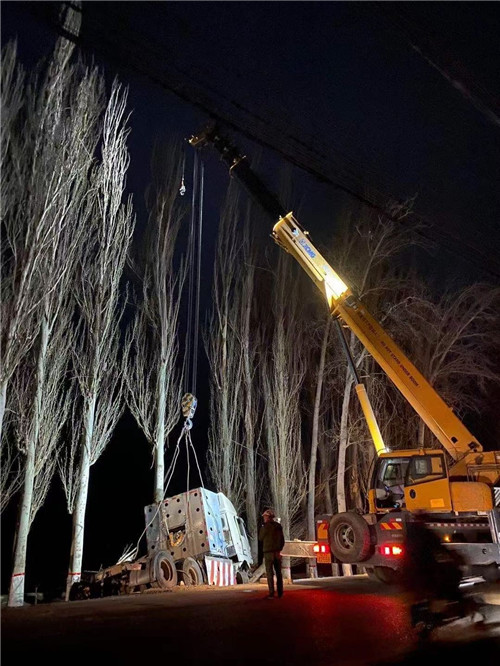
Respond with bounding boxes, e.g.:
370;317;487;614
181;557;204;586
152;551;178;589
329;512;373;563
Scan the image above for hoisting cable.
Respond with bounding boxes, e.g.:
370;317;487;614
126;153;205;561
127;395;205;561
183;149;204;396
192;159;204;396
183;149;197;393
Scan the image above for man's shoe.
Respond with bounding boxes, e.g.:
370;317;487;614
265;595;275;599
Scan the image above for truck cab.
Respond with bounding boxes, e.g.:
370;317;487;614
217;492;253;571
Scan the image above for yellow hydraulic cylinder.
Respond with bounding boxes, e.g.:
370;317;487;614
354;383;386;456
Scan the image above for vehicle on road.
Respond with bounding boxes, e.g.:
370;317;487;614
71;487;253;598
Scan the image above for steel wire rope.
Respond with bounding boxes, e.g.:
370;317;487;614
191;160;204;396
126;422;186;562
183;150;198;394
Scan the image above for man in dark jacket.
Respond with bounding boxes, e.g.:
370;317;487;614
258;509;285;598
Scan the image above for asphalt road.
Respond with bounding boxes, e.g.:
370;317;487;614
2;576;499;665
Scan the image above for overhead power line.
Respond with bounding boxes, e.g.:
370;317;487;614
30;1;500;281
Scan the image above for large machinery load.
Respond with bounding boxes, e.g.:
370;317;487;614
190;125;500;584
72;488;253;598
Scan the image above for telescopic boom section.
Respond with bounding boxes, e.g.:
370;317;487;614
189;127;482;460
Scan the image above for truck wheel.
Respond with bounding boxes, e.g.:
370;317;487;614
329;512;372;563
152;551;178;589
236;569;249;584
181;557;204;586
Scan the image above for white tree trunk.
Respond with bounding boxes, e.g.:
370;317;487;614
154;361;167;502
8;313;49;607
0;381;7;443
65;396;94;600
7;444;35;607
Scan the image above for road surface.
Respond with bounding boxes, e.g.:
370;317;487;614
2;575;499;665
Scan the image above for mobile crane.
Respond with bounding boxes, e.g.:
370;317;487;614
190;124;500;584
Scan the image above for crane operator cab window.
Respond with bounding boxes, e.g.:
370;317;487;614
406;454;446;485
374;458;410;510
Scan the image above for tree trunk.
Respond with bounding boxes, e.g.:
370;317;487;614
65;394;95;600
8;313;49;607
307;319;330;541
7;444;35;607
245;445;258;559
0;380;7;443
337;370;354;577
154;360;167;502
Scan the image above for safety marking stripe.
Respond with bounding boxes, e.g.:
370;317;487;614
380;521;403;530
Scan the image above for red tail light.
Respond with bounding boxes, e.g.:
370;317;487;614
313;543;330;554
380;544;403;557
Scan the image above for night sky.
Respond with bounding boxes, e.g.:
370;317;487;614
1;1;500;597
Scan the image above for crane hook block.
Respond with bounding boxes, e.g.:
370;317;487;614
181;393;197;419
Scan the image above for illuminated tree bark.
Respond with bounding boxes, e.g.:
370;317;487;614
3;23;104;606
63;82;134;601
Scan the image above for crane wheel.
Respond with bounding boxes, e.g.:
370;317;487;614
328;512;373;563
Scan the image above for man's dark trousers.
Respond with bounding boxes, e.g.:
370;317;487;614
264;551;283;597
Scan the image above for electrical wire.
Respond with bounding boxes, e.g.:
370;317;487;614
39;2;500;280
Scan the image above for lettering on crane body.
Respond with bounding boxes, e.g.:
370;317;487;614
298;237;316;258
356;307;420;388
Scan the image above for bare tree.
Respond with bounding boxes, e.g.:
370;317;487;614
306;315;332;547
206;185;245;511
63;81;134;600
262;254;307;579
237;216;263;557
388;281;500;449
123;139;186;503
2;33;107;605
0;39;102;442
10;318;75;520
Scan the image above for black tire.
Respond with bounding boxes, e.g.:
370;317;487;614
328;512;372;563
152;551;178;590
181;557;204;586
373;566;399;584
236;569;249;584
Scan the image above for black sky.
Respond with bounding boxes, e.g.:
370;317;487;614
1;1;500;596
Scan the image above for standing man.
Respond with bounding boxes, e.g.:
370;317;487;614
258;509;285;599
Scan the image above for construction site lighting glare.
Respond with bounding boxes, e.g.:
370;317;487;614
324;273;349;303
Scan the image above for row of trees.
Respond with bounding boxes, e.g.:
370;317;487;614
1;32;187;606
2;31;499;605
